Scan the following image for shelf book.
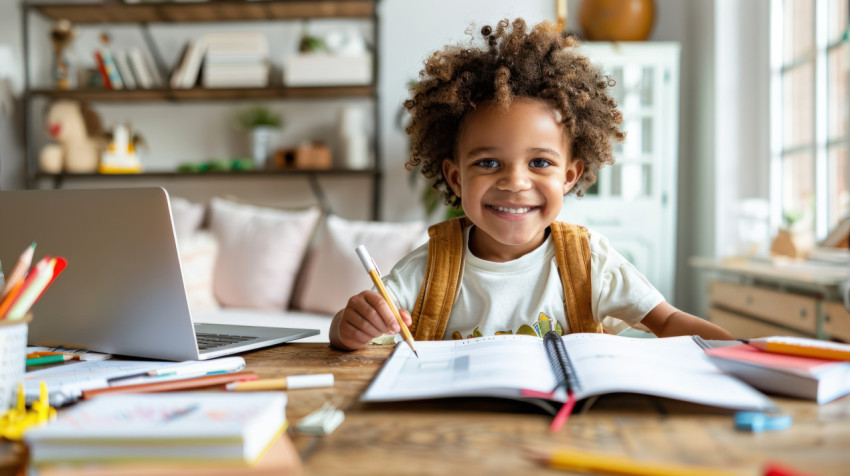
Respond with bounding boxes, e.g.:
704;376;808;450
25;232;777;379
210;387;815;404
706;343;850;404
362;334;777;413
24;392;287;467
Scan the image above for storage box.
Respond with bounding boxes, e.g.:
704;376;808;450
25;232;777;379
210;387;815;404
0;316;30;412
273;143;331;170
283;53;372;86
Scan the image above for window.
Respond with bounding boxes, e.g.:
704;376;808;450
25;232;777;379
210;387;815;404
771;0;849;238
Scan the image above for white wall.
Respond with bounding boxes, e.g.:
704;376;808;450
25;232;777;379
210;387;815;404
0;0;773;313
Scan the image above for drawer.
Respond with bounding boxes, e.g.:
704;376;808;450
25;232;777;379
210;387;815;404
707;308;810;339
708;281;817;333
823;301;850;342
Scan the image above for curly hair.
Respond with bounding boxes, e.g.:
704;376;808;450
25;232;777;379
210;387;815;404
403;18;625;208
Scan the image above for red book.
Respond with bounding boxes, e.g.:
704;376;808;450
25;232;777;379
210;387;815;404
706;344;850;403
94;50;113;89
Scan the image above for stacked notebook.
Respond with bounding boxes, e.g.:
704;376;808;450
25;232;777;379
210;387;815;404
24;392;288;468
706;343;850;404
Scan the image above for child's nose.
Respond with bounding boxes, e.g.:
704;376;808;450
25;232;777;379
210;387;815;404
496;165;532;192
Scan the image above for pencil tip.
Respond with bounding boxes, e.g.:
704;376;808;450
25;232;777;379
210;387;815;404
413;350;420;359
30;242;36;248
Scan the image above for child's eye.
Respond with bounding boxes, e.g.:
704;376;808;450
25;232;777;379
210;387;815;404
529;159;551;168
474;159;499;168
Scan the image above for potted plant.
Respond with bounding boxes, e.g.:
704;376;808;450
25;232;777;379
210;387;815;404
770;209;814;259
236;105;283;170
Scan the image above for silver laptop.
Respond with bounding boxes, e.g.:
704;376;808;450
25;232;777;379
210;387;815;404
0;187;318;361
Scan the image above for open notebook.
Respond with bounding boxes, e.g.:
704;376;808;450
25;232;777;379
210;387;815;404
0;187;317;361
362;333;777;413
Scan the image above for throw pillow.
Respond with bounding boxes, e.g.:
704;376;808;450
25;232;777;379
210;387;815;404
170;196;205;244
293;214;427;315
177;231;220;313
210;197;321;310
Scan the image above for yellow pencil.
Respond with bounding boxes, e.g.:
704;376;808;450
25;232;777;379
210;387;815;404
529;448;743;476
355;245;419;358
225;373;334;391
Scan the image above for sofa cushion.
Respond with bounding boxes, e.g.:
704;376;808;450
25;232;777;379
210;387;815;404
209;197;321;311
170;196;206;244
292;214;427;315
177;230;220;313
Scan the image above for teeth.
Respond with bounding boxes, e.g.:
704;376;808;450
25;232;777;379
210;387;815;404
492;206;533;214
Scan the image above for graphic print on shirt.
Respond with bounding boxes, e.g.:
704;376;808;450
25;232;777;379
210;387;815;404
450;312;565;340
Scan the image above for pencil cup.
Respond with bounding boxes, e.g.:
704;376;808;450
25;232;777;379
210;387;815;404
0;314;31;412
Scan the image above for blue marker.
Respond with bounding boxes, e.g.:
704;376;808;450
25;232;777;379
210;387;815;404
734;412;793;433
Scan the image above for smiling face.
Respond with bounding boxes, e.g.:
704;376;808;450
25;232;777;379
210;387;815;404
443;98;584;262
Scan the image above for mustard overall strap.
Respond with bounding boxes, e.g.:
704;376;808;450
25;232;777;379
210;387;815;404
550;222;602;333
409;217;469;340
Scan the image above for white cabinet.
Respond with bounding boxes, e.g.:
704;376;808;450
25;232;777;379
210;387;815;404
560;42;681;300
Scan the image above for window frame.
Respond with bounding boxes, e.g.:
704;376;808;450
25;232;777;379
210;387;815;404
770;0;850;239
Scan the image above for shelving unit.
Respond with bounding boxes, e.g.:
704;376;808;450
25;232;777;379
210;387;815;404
21;0;383;219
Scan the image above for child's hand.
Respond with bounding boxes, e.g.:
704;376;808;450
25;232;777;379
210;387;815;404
330;290;413;350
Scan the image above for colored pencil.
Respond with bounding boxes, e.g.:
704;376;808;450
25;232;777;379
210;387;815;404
26;354;75;366
226;373;334;391
7;257;55;320
355;245;419;358
0;242;35;301
0;280;24;319
528;448;743;476
81;371;258;399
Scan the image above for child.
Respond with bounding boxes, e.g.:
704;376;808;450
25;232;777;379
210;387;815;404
330;18;731;350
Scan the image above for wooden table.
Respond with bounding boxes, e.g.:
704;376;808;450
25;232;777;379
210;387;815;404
250;343;850;476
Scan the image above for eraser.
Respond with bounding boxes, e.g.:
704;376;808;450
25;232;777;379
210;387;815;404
734;412;793;433
286;373;334;390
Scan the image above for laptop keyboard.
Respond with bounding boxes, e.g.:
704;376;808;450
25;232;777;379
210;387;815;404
195;332;256;351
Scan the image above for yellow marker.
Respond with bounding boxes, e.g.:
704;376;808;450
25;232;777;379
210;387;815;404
530;448;744;476
355;245;419;358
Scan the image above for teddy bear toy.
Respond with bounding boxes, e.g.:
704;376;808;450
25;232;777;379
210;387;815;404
39;100;104;174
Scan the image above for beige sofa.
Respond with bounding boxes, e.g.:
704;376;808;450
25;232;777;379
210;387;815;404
172;196;427;344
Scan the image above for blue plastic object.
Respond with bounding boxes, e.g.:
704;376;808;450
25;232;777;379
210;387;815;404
734;412;793;433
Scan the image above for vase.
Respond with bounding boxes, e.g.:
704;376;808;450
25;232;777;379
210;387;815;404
338;107;370;169
251;126;274;170
579;0;656;41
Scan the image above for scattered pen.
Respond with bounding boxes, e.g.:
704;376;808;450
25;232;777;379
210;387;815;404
82;371;258;399
225;373;334;391
26;354;76;367
106;357;245;383
355;245;419;358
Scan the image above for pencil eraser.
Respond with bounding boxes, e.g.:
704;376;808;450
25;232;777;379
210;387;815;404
354;245;374;272
734;412;792;433
287;373;334;390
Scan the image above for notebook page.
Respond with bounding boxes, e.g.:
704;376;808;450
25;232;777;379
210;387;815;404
562;334;776;411
362;335;557;401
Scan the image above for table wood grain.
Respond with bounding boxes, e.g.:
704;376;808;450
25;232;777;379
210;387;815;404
247;343;850;476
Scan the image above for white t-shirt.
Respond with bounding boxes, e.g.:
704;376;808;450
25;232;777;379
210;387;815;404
382;226;664;339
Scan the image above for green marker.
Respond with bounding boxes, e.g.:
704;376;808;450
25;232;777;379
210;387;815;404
25;354;74;367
